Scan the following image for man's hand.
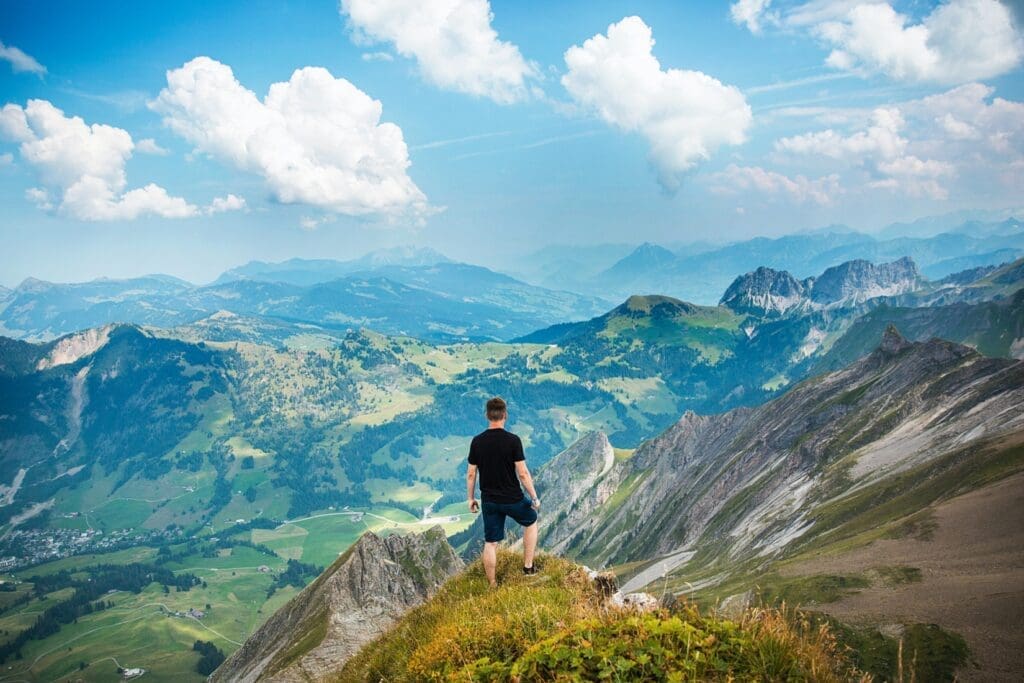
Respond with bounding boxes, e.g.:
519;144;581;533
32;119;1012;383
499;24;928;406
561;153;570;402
469;499;479;514
531;497;540;510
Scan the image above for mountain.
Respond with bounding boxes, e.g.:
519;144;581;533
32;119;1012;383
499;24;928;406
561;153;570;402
212;247;452;286
499;242;636;292
597;242;678;288
877;210;1023;239
333;547;866;681
537;326;1023;565
719;267;810;317
518;327;1024;679
344;262;612;323
808;257;922;306
211;527;461;683
0;274;196;341
541;223;1024;304
0;260;609;343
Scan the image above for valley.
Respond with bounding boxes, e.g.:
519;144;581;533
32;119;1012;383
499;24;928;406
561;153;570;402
0;242;1022;680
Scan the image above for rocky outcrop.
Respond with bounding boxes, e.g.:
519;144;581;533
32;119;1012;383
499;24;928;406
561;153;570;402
719;267;809;317
535;432;622;554
541;327;1024;572
809;256;921;307
210;527;462;683
721;257;923;316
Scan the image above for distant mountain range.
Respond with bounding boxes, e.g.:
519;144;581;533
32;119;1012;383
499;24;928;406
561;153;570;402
0;248;610;343
508;217;1023;304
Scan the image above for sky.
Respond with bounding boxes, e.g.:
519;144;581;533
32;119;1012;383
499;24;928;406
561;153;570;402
1;0;1023;286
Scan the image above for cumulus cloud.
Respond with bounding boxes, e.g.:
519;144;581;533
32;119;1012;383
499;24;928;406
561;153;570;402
561;16;752;191
774;101;969;199
0;99;199;220
776;107;906;159
135;138;169;155
150;56;431;220
361;51;394;62
756;0;1023;84
730;0;776;33
341;0;537;104
207;193;247;214
709;164;841;205
0;41;46;76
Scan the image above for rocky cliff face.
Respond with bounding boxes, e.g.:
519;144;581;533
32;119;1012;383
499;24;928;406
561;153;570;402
719;267;809;317
721;257;923;316
809;256;921;306
535;431;622;554
539;326;1024;573
210;527;463;683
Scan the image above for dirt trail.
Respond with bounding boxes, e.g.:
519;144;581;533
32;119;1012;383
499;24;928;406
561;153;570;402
783;471;1024;681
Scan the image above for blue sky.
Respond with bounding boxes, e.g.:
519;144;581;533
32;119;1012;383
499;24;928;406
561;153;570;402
1;0;1022;286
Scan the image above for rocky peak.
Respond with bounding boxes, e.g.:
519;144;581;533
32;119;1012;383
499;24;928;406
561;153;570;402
877;323;911;355
810;257;921;307
210;527;462;683
720;266;809;316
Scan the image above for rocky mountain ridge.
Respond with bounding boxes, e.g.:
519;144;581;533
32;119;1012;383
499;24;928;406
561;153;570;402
535;326;1024;571
720;257;923;316
210;526;462;682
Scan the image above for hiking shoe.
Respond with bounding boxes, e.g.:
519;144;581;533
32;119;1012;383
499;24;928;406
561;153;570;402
523;565;538;576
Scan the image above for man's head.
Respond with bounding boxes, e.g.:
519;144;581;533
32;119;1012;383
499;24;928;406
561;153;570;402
486;396;507;424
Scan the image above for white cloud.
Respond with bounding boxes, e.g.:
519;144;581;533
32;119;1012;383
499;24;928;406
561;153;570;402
774;96;992;200
0;41;46;76
135;138;169;155
766;0;1024;84
730;0;775;33
361;51;394;62
709;164;841;205
341;0;537;104
561;16;752;191
207;193;247;214
25;187;52;210
776;107;906;159
0;99;198;220
0;152;12;166
151;56;431;220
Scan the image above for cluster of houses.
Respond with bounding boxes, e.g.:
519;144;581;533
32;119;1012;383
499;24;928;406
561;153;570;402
0;525;183;570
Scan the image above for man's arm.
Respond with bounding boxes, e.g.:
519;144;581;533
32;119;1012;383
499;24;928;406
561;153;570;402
515;461;539;508
466;463;479;513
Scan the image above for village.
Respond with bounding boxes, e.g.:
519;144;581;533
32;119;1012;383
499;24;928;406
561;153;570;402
0;524;184;570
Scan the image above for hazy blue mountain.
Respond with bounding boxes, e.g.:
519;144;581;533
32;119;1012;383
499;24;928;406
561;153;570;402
556;221;1023;304
501;242;636;293
597;242;678;288
876;209;1023;239
0;259;609;343
921;248;1022;279
0;275;199;340
212;247;452;286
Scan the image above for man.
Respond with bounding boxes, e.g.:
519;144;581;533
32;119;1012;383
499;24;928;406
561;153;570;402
466;396;540;587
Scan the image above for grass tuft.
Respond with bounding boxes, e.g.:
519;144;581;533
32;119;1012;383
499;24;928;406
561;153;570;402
336;549;866;681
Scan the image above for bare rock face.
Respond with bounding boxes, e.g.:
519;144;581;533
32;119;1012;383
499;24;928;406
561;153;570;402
539;326;1024;570
809;256;922;307
210;526;462;683
720;267;809;317
535;431;621;555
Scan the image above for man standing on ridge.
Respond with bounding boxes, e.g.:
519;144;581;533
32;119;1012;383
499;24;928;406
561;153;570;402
467;396;540;587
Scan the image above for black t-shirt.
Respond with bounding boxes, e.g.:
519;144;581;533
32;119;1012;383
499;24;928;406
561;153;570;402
468;428;525;504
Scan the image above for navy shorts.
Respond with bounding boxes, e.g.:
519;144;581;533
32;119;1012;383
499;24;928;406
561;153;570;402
482;496;538;542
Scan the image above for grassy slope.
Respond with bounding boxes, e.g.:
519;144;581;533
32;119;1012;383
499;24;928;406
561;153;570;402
337;550;862;682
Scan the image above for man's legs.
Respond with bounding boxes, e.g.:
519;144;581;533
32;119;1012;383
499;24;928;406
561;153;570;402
482;541;498;587
523;522;538;569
